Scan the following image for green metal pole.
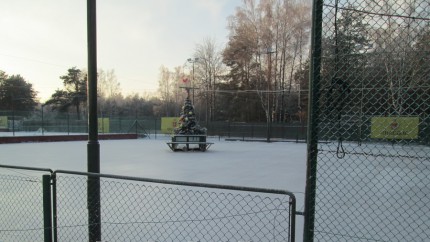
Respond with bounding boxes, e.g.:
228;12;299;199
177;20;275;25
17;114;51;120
42;105;45;135
51;174;58;242
67;113;70;135
87;0;101;241
154;119;157;139
42;175;52;242
12;101;15;136
135;110;138;135
303;0;323;241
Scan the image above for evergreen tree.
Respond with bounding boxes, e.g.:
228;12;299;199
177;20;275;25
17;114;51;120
45;67;87;119
175;89;206;135
0;72;38;112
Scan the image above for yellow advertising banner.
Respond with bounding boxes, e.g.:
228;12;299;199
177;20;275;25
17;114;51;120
161;117;180;134
0;116;7;128
98;118;110;133
371;116;419;139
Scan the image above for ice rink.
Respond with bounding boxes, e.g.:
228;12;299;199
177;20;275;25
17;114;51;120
0;135;307;241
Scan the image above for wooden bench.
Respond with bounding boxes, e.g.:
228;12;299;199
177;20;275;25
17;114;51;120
167;135;213;152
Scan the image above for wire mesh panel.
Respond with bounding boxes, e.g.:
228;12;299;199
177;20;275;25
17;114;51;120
0;171;47;242
55;172;296;242
306;0;430;241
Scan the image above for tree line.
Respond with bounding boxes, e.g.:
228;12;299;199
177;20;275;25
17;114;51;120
0;67;162;119
2;0;427;124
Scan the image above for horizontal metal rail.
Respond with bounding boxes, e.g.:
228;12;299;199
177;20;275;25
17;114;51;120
54;169;296;197
0;164;53;174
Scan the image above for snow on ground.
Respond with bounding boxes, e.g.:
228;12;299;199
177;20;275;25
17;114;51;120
2;133;429;241
0;134;307;240
0;134;307;192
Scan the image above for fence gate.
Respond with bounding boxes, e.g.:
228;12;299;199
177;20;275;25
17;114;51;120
54;170;296;242
305;0;430;241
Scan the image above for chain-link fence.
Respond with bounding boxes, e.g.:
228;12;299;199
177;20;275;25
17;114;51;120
0;166;53;242
55;171;296;242
0;165;297;242
207;122;307;141
1;109;308;142
305;0;430;241
0;110;159;136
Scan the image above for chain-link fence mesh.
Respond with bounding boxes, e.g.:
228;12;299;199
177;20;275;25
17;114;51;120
0;110;159;135
0;169;50;242
1;110;308;141
306;0;430;241
0;167;296;241
207;122;307;141
55;172;296;242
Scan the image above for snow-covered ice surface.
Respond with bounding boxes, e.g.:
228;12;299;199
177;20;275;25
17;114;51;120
0;134;307;241
0;135;306;191
2;133;428;241
314;141;430;242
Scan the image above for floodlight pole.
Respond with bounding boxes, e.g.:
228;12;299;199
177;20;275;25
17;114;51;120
87;0;101;241
187;57;199;103
266;48;275;143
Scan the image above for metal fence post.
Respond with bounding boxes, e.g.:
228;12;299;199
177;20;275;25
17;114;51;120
304;0;323;241
119;117;122;133
42;105;45;135
42;175;53;242
290;196;297;242
251;123;254;139
67;113;70;135
135;111;138;135
51;173;58;242
87;0;101;241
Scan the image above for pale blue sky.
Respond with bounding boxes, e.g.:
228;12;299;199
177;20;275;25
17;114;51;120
0;0;241;101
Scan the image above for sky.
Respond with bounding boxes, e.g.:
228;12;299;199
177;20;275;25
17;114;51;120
0;0;241;102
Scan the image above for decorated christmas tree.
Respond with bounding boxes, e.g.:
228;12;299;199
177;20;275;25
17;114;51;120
175;88;206;135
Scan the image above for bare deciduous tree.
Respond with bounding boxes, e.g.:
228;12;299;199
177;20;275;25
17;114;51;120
98;69;122;116
193;37;225;123
224;0;311;123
